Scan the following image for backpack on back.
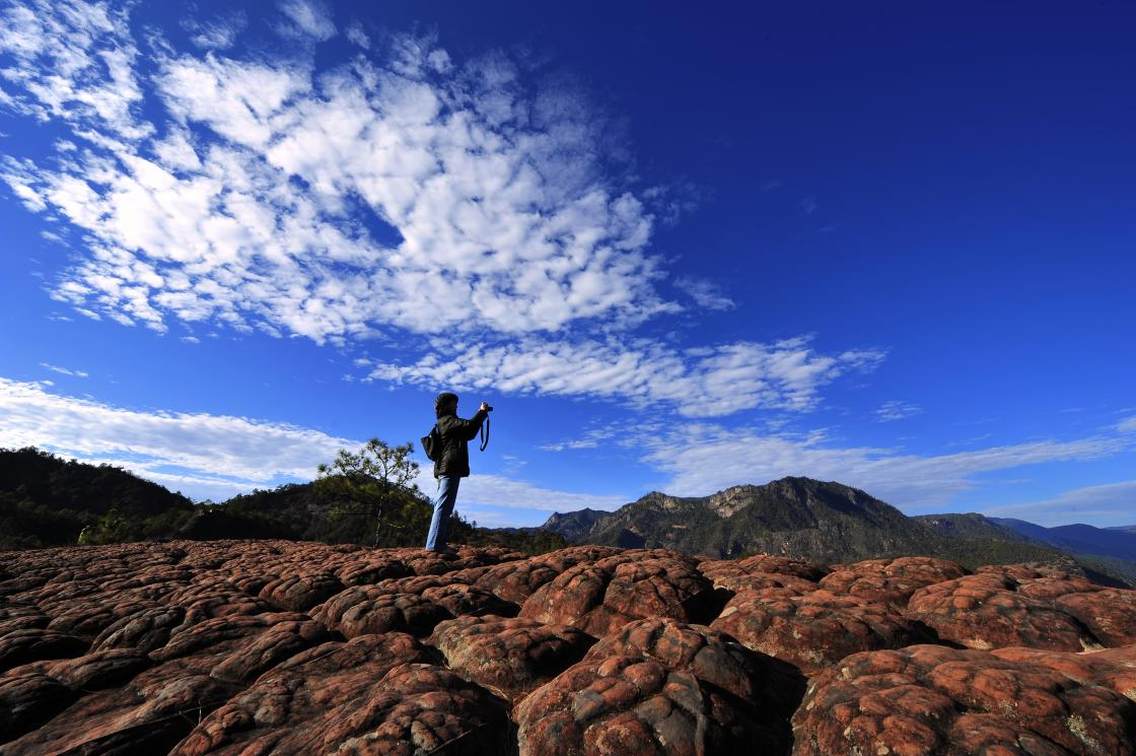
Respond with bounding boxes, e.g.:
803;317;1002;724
420;425;441;462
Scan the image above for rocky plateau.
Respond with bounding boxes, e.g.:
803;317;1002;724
1;540;1134;754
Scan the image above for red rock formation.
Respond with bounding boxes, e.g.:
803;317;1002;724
906;573;1101;651
792;644;1136;755
0;540;1132;755
171;633;438;754
817;556;967;607
583;617;804;720
515;650;792;755
991;644;1136;702
1054;588;1136;646
699;554;828;583
312;587;453;638
257;572;344;612
431;615;596;702
0;628;87;673
710;589;929;673
519;551;716;636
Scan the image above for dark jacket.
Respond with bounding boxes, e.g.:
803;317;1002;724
433;409;488;478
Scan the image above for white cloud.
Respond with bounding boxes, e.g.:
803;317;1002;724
541;423;624;452
0;0;148;140
278;0;336;41
39;362;88;378
640;423;1132;510
371;337;885;418
0;0;888;431
983;480;1136;527
2;6;675;342
181;12;247;50
674;276;735;311
1117;416;1136;433
0;377;354;489
877;400;922;422
344;21;370;49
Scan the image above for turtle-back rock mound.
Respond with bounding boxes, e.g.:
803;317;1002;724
1;541;1135;754
171;633;437;754
471;545;623;604
906;572;1109;651
430;615;596;703
792;644;1136;755
1054;588;1136;646
513;619;803;754
519;550;717;635
709;588;931;674
990;644;1136;701
583;618;805;721
816;556;967;607
699;554;828;583
516;654;770;755
311;587;453;638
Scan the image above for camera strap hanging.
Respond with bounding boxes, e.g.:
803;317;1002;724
479;416;490;452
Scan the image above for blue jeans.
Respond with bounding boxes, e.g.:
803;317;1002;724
426;476;460;551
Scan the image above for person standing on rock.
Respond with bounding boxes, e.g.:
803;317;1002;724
424;392;490;553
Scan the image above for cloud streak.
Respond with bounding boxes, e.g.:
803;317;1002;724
982;480;1136;527
278;0;336;42
877;400;922;422
0;377;354;488
39;362;88;378
369;337;884;417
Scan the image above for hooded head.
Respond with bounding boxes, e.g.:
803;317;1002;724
434;392;459;419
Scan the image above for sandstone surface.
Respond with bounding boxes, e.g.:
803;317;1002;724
907;573;1103;651
0;540;1133;754
792;644;1136;755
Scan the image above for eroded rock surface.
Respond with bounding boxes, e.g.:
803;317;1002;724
0;541;1132;755
516;652;787;756
906;573;1103;651
312;588;452;638
792;644;1136;755
171;633;439;754
584;618;805;720
700;554;828;583
1054;588;1136;647
710;589;930;673
991;644;1136;702
817;556;967;607
431;615;595;703
520;550;717;636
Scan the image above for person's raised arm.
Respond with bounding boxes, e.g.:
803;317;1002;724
457;406;489;441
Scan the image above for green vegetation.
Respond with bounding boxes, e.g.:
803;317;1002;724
0;446;565;555
0;447;196;548
315;439;426;547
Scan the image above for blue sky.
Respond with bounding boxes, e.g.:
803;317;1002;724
1;0;1133;528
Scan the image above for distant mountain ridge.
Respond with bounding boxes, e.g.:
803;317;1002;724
554;478;945;563
540;508;610;543
542;477;1135;582
990;518;1136;562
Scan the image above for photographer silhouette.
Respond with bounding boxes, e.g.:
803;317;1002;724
423;392;491;553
